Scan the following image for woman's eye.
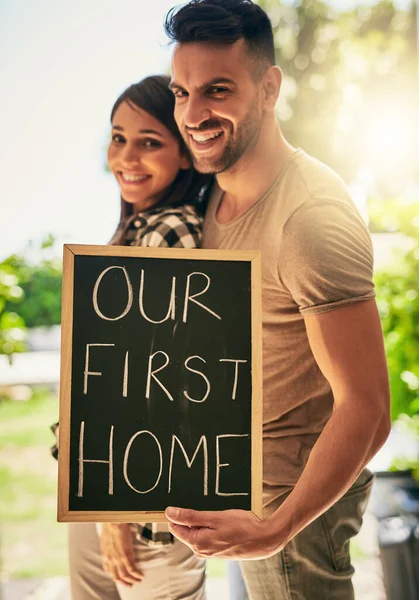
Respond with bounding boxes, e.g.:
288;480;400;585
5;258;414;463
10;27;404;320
143;139;162;149
112;134;125;144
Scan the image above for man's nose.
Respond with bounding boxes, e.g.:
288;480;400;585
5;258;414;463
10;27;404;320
183;95;211;129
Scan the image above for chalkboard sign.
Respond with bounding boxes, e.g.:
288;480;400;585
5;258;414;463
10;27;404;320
58;244;262;522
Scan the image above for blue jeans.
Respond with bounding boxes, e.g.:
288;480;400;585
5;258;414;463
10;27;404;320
227;560;249;600
240;469;374;600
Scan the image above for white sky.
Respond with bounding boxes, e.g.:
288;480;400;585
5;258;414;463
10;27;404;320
0;0;178;259
0;0;414;260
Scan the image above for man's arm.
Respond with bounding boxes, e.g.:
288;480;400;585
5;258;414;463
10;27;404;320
165;298;390;559
266;297;390;546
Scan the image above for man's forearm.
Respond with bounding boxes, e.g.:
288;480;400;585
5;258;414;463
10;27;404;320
267;399;390;548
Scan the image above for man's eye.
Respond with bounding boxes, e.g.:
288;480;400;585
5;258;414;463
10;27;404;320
173;89;187;98
210;87;228;94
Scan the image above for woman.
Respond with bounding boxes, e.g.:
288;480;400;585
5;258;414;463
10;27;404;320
63;74;211;600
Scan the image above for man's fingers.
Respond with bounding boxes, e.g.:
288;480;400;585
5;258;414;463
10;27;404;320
168;525;213;558
168;523;197;545
165;506;217;527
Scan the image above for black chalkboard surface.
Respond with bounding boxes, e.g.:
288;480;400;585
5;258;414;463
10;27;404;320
58;244;262;522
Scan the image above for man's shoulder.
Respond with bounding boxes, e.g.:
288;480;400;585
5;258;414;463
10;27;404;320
285;150;350;203
280;154;371;262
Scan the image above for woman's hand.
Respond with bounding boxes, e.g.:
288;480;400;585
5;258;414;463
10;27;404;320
100;523;143;587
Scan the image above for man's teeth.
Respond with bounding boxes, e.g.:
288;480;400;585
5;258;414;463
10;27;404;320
121;173;149;182
191;131;223;143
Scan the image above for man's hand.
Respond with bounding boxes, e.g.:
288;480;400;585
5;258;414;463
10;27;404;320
100;523;143;587
165;507;284;559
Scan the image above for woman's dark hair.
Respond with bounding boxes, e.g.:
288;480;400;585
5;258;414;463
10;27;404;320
164;0;275;78
109;75;211;244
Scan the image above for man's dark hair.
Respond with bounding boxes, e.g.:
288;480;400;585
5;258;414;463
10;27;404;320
164;0;275;78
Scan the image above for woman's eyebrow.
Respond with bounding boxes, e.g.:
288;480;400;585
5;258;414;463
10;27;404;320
138;129;164;137
111;125;164;137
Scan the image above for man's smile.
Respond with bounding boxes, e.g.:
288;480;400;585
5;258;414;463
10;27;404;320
188;130;225;153
189;130;223;143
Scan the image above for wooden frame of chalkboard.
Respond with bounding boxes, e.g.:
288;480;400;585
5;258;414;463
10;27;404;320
58;244;262;522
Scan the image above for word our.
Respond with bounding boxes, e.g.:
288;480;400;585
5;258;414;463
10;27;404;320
93;267;222;323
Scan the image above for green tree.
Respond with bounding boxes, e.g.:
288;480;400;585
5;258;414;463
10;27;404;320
260;0;418;187
4;237;62;329
371;200;419;420
0;256;27;359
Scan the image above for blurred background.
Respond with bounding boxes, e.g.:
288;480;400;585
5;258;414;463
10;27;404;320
0;0;418;598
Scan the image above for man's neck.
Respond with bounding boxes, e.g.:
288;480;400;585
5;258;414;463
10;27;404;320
215;120;295;224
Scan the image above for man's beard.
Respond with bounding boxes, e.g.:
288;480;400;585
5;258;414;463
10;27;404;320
187;97;262;174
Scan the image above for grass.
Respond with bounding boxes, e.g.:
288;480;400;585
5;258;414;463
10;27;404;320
0;389;226;582
0;389;66;581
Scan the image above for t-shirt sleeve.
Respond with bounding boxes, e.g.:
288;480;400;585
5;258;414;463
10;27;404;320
139;210;203;249
279;198;375;316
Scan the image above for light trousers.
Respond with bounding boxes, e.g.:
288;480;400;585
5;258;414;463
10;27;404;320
68;522;206;600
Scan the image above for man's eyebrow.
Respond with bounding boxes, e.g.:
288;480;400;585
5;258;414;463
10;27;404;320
200;77;236;89
169;77;236;91
112;125;163;137
168;80;183;90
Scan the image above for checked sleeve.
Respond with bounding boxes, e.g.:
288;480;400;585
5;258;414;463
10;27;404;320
139;206;203;249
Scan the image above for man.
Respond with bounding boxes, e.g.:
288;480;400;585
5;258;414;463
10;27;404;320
163;0;391;598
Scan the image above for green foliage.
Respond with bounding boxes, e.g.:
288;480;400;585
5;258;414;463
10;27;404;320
372;200;419;420
387;414;419;479
0;256;27;358
4;237;62;329
0;237;62;358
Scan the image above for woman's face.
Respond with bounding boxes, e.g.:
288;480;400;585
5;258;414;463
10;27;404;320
108;101;190;212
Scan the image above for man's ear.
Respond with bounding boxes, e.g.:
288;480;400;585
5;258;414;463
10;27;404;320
180;152;192;170
262;66;282;111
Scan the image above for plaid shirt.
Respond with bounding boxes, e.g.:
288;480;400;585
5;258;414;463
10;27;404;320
122;204;203;248
51;203;203;546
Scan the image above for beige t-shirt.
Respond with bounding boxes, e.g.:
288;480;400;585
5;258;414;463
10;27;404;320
202;149;375;516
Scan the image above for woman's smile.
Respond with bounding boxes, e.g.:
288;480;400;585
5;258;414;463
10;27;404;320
118;172;151;185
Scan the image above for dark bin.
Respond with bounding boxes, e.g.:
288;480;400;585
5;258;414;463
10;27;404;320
394;486;419;515
378;516;418;600
412;525;419;595
370;470;418;520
